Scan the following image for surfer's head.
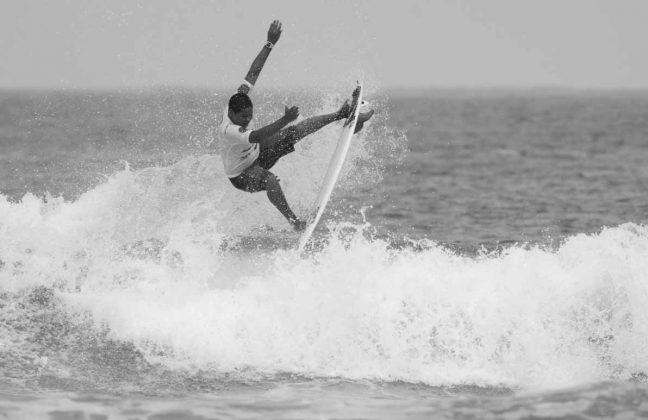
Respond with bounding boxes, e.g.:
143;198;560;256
228;93;253;128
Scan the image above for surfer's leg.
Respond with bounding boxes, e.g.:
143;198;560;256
231;164;305;230
259;112;343;154
264;98;358;149
255;111;343;171
257;99;369;171
264;173;306;231
287;107;372;136
289;112;342;143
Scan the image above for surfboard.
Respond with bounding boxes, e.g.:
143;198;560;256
297;83;364;252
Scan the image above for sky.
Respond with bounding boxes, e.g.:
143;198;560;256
1;0;648;90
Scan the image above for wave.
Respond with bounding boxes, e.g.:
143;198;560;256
1;163;647;391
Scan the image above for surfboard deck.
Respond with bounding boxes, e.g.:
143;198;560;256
297;84;364;252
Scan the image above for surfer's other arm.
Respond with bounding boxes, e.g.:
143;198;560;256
237;20;283;94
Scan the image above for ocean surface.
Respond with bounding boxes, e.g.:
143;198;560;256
1;87;648;419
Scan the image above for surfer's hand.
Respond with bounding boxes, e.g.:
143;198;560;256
284;105;299;121
267;20;282;44
352;86;360;98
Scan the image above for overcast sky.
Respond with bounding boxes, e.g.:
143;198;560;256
1;0;647;89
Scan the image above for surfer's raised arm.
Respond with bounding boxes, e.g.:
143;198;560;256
237;20;283;94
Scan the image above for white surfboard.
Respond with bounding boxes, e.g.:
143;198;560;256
297;84;364;252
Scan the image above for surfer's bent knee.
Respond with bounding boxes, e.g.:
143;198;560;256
264;172;280;190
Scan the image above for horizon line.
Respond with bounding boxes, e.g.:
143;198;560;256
2;83;648;93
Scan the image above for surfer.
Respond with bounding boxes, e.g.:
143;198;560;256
218;20;374;231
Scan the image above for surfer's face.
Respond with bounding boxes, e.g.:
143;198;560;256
230;106;253;129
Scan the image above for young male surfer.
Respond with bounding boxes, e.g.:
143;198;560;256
219;20;374;231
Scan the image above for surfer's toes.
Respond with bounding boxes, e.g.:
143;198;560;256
354;109;375;134
291;218;307;232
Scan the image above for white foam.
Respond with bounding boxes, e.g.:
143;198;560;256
55;223;648;390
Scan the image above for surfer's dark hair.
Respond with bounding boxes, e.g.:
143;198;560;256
228;93;253;113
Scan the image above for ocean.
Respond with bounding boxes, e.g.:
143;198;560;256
1;87;647;419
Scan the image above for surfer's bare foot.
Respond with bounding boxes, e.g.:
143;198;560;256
354;109;375;134
291;218;307;231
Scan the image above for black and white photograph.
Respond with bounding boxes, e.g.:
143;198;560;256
1;1;648;418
